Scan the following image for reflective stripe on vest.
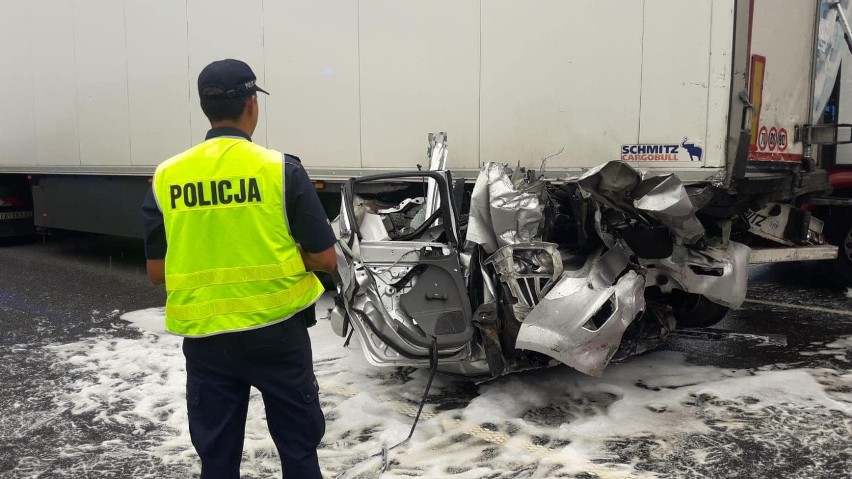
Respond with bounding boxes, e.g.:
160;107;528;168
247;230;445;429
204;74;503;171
166;273;318;321
166;256;306;291
153;137;325;337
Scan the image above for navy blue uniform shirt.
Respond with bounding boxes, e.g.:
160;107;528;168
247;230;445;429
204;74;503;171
142;127;336;259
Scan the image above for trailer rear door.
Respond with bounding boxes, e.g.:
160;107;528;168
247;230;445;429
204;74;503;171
747;0;818;163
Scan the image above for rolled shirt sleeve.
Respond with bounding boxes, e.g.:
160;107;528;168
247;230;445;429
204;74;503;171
142;187;167;260
284;155;337;253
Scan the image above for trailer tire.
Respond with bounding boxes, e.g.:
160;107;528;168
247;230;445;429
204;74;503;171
673;293;730;329
823;207;852;288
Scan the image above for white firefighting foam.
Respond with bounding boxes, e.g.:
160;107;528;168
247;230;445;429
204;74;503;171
31;300;852;479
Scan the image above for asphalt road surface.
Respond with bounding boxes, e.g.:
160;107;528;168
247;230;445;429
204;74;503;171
1;232;850;478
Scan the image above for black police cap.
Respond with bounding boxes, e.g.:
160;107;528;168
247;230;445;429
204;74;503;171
198;59;269;99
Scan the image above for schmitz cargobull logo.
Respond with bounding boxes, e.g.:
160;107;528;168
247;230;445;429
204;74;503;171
621;138;703;162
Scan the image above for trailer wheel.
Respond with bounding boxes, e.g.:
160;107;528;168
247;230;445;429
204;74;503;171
823;207;852;288
673;293;730;329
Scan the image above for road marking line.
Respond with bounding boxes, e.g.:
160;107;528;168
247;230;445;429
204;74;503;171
743;298;852;317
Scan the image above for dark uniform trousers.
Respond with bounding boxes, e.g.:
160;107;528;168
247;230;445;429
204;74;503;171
182;311;325;479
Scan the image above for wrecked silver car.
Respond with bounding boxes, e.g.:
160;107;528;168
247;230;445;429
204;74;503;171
330;134;758;379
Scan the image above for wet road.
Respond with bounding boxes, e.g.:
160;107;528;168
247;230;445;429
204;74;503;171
0;233;167;478
0;232;850;478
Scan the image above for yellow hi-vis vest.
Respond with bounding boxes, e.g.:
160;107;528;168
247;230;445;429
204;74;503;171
152;136;324;337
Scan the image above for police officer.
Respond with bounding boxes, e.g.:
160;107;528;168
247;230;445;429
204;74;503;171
142;59;337;479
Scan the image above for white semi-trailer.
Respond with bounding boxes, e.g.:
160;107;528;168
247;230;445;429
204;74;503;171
1;0;851;281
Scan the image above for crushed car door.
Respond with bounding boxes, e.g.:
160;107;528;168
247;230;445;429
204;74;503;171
334;171;476;370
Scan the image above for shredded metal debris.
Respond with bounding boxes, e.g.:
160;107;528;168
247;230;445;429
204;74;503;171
329;133;815;379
